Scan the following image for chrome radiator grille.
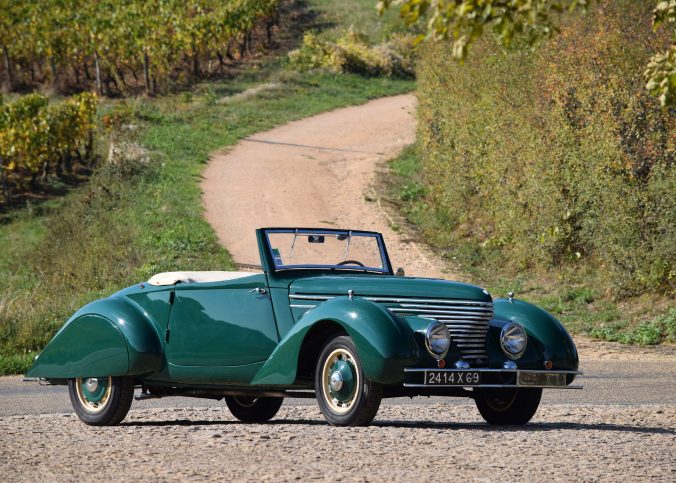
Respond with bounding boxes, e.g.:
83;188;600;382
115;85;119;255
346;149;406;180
289;294;494;364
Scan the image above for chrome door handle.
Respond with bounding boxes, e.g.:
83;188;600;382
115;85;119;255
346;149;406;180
249;287;267;295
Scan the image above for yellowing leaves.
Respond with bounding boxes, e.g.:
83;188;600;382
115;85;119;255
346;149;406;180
0;93;97;199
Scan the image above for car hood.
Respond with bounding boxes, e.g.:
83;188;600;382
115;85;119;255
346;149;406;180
289;275;492;302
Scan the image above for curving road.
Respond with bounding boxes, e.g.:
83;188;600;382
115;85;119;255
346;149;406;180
202;94;450;279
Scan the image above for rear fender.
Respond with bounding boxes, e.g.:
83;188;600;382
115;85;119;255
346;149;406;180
25;297;163;379
252;297;419;385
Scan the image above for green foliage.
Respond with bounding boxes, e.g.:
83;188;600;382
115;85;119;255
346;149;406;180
288;31;417;77
0;93;97;203
645;1;676;106
389;146;672;345
0;0;279;95
590;308;676;345
0;353;34;376
411;0;674;297
377;0;588;59
380;0;676;106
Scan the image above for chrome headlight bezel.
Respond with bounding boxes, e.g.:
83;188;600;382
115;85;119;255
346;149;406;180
425;322;451;360
500;322;527;359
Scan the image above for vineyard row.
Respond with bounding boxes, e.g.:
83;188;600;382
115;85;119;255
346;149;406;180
0;0;280;95
0;93;97;203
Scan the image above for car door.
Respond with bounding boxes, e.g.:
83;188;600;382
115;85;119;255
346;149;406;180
165;274;278;377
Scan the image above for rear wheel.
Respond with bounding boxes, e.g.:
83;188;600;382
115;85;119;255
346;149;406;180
474;388;542;425
68;376;135;426
314;335;382;426
224;396;283;423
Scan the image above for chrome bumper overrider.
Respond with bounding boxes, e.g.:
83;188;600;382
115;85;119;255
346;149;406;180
403;368;583;389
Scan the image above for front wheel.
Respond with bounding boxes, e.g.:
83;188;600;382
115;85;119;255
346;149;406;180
68;376;135;426
224;396;283;423
474;388;542;425
314;335;382;426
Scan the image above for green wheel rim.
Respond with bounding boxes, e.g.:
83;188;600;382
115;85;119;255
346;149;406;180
321;348;360;414
75;377;112;414
328;359;356;402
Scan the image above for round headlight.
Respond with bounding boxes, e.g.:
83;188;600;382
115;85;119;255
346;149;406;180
500;322;527;359
425;322;451;359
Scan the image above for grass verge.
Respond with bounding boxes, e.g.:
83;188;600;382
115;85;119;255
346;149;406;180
385;144;676;346
307;0;406;42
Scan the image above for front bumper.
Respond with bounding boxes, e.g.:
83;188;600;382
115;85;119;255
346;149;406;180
403;368;583;389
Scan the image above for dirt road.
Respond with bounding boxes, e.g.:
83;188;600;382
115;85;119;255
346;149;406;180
202;94;449;278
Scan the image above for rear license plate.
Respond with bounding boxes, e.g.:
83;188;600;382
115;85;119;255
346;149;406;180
424;370;481;386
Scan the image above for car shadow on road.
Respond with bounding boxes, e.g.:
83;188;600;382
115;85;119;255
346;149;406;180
121;418;675;435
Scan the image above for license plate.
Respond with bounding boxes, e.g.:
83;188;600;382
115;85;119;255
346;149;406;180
425;370;481;386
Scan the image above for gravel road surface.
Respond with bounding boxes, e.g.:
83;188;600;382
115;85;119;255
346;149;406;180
2;339;674;481
1;403;674;481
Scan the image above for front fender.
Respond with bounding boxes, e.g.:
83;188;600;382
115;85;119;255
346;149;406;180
25;296;163;378
493;298;579;371
252;297;419;385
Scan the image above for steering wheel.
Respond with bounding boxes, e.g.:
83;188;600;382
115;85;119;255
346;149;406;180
336;260;365;267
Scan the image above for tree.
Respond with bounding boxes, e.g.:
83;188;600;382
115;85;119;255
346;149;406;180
645;1;676;106
378;0;676;106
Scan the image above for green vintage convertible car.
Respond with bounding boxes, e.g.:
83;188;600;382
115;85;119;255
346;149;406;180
26;228;581;426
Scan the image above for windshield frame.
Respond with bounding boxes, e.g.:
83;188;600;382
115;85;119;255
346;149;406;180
261;228;392;275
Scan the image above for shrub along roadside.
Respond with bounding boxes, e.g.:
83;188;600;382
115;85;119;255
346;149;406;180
406;0;674;299
288;31;417;77
386;140;675;345
0;70;414;375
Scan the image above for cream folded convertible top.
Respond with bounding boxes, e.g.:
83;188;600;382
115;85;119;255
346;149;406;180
147;271;259;286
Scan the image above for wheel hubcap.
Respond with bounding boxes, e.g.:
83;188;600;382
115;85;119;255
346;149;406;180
322;348;359;414
85;378;99;392
329;371;344;391
75;376;112;414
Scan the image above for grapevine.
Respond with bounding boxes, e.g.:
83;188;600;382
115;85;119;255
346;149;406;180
0;0;280;95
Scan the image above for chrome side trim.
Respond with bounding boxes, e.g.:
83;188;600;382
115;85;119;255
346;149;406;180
391;311;491;318
289;294;334;300
366;297;493;306
289;294;494;307
397;303;493;312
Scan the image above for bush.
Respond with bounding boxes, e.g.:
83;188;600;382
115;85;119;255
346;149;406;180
590;308;676;345
288;31;416;77
413;0;675;297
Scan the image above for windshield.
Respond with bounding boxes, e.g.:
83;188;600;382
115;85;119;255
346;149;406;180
265;229;389;273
